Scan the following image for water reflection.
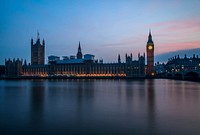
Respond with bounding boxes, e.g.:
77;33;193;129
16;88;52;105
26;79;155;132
76;80;95;119
146;80;156;134
77;80;95;105
29;80;46;133
30;80;45;118
0;79;200;135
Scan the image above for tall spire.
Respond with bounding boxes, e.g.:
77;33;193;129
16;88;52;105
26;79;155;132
37;31;40;39
24;60;27;66
149;29;151;36
31;37;33;45
42;39;45;46
147;29;153;44
78;41;81;51
36;31;40;44
77;41;82;59
138;53;140;58
118;54;121;63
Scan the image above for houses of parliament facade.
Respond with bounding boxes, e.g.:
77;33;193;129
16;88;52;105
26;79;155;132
5;31;155;78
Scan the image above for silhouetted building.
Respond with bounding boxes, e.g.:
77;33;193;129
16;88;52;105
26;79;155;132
166;54;200;73
4;32;153;78
47;52;145;77
31;32;45;65
0;65;5;77
5;59;23;77
146;30;155;76
155;62;166;75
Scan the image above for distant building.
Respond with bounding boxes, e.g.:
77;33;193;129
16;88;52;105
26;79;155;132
48;55;60;63
166;54;200;73
155;62;166;75
5;58;23;77
31;32;45;65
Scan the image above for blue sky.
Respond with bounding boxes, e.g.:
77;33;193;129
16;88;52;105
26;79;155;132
0;0;200;64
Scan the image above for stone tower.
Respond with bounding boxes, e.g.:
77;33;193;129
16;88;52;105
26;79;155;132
31;32;45;65
146;30;154;76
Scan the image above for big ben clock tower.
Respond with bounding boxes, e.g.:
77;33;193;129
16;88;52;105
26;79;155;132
146;30;154;76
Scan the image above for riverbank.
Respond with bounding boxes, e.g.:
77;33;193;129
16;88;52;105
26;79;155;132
0;76;145;80
0;76;199;82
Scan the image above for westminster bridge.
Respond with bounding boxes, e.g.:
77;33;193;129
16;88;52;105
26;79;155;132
165;69;200;80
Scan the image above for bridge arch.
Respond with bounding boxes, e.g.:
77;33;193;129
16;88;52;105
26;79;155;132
174;73;182;79
184;71;199;80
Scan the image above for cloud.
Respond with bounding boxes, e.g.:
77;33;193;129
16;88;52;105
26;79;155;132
152;18;200;27
155;41;200;55
149;18;200;40
148;18;200;55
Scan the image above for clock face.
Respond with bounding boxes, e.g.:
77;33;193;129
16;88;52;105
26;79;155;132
148;45;153;50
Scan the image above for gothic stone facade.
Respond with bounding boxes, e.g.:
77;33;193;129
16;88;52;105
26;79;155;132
31;33;45;65
21;54;145;78
5;59;23;77
5;33;149;78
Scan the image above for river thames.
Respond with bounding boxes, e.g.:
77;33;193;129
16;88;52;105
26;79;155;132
0;79;200;135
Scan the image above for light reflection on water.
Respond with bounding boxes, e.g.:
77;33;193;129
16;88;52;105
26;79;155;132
0;79;200;135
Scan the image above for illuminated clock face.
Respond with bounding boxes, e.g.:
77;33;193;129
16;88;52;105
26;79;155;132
148;45;153;50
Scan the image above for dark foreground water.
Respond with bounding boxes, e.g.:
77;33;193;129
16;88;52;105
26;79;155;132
0;79;200;135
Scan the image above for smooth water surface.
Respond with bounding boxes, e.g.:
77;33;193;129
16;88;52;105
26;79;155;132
0;79;200;135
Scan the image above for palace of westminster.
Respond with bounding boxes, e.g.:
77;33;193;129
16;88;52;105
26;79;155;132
4;31;155;78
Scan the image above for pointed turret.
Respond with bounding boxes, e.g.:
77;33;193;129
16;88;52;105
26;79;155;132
184;54;187;59
42;39;45;46
31;38;34;45
78;41;81;51
36;31;40;44
131;53;133;60
138;53;140;58
118;54;121;63
24;60;27;66
77;41;83;59
147;29;153;44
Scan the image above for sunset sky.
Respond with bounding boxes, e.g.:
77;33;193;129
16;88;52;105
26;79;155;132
0;0;200;64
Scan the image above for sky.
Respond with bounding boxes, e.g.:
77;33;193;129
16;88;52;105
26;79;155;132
0;0;200;64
